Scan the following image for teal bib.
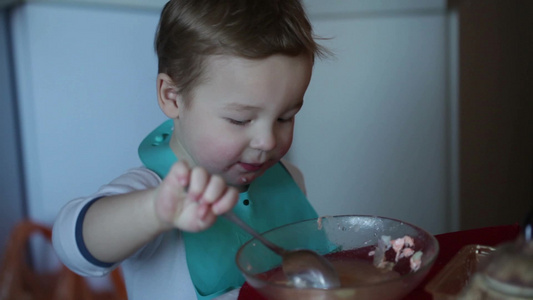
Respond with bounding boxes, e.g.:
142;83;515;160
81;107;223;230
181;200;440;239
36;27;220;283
139;120;318;300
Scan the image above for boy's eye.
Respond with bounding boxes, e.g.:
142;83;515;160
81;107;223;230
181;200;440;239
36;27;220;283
278;116;295;123
227;118;249;126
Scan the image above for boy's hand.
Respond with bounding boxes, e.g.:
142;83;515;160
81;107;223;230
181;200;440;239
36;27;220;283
154;161;239;232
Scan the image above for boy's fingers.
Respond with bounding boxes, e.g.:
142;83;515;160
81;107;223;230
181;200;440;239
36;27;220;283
196;202;210;220
201;175;226;204
211;187;239;215
168;161;191;187
188;167;208;200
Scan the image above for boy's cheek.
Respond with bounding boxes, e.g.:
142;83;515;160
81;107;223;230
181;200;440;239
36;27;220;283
277;134;293;157
193;139;240;166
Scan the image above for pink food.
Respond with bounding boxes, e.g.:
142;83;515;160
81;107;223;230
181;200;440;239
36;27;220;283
401;247;415;258
404;236;415;247
368;235;423;272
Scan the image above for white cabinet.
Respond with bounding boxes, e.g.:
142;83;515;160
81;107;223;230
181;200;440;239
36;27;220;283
9;3;167;225
3;0;456;241
289;0;456;234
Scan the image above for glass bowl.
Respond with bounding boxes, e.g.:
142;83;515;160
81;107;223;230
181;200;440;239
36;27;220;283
236;215;439;300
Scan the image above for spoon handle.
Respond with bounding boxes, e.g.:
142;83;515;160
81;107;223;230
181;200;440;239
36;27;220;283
223;211;287;256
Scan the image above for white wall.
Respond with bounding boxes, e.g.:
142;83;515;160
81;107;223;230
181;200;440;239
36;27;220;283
289;0;454;234
7;0;455;239
10;3;166;225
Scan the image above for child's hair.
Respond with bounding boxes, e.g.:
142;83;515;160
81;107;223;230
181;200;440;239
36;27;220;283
155;0;328;98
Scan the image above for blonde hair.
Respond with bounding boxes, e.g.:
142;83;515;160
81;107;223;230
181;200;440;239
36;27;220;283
155;0;327;97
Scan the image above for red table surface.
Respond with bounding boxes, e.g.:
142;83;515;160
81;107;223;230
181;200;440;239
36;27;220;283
238;224;520;300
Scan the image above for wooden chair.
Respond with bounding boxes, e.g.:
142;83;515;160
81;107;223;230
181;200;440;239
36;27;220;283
0;220;127;300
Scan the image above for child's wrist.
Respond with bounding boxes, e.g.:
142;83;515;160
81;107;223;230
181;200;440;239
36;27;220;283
150;187;179;233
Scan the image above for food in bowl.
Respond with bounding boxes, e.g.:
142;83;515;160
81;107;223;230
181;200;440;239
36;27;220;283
369;235;423;272
236;215;439;300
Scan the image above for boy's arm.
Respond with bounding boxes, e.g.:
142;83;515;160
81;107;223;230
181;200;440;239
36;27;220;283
66;161;238;266
81;188;165;264
52;167;161;276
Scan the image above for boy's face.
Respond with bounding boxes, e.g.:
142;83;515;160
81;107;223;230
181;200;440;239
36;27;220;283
174;54;313;189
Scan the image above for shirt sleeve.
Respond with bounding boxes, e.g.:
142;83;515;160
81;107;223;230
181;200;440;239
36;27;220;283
52;167;162;277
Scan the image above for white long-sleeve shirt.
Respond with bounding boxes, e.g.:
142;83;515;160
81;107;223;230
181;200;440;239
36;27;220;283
52;161;306;300
53;167;204;300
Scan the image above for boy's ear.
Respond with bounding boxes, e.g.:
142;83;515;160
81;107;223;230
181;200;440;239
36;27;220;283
157;73;181;118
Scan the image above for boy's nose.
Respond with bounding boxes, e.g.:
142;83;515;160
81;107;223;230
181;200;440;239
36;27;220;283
250;128;277;152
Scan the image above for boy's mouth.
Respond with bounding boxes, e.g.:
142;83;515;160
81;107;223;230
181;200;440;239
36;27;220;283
238;162;264;172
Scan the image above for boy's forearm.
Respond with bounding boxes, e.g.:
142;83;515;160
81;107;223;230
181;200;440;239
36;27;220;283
82;188;167;263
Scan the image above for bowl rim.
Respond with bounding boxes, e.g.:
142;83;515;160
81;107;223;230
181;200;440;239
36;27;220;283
235;214;440;290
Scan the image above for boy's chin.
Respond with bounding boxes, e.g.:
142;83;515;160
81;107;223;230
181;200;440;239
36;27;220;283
226;173;262;191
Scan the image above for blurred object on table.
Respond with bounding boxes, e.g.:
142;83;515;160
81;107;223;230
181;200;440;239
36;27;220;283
425;244;496;300
456;209;533;299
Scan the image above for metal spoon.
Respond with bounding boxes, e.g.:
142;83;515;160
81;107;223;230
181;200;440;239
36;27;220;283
224;211;341;289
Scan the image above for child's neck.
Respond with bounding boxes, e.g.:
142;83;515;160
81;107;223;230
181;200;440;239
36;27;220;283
169;132;195;167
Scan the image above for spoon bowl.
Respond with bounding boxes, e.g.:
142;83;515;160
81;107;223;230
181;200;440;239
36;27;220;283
224;211;340;289
281;249;340;289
